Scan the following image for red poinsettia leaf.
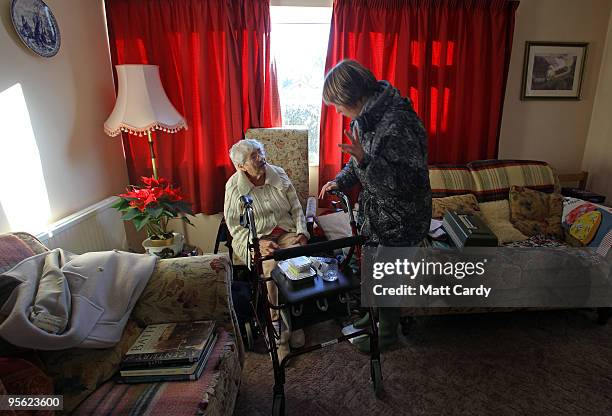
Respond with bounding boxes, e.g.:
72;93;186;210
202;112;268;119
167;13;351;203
141;176;155;186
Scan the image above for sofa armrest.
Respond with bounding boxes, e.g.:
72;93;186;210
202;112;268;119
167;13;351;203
131;253;235;329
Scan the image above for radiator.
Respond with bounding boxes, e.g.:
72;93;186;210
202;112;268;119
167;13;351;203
37;196;128;254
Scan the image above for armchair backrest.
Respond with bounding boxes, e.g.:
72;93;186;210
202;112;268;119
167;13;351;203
245;127;309;207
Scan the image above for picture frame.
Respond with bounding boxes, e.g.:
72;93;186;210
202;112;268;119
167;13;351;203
10;0;61;58
521;41;588;100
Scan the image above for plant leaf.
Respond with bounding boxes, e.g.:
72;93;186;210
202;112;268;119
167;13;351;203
133;216;148;231
147;205;164;219
122;208;142;221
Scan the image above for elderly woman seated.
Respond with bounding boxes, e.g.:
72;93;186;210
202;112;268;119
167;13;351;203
224;139;308;359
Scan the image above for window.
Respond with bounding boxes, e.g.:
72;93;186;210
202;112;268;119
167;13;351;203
270;6;332;166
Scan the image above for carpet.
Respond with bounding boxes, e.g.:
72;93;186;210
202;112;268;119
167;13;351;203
234;310;612;416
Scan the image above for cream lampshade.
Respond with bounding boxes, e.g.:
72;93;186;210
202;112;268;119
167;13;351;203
104;64;187;179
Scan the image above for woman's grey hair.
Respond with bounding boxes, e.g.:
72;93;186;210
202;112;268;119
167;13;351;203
323;59;378;106
229;139;265;170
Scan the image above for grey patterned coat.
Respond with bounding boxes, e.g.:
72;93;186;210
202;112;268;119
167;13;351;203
334;81;431;246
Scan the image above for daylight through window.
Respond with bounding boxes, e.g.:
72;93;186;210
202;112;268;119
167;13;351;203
270;6;332;166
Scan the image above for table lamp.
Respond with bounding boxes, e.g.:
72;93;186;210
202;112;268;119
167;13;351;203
104;64;187;179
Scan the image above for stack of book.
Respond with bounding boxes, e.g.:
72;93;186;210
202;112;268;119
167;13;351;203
119;320;217;383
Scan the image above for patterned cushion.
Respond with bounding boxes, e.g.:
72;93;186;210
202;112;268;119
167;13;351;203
509;186;563;238
468;159;559;202
245;128;309;206
428;164;475;198
431;194;480;219
132;254;236;330
563;198;612;254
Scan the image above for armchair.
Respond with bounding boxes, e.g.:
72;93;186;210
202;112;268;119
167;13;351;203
218;128;318;255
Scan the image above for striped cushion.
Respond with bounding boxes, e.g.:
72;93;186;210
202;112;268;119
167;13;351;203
429;164;475;197
467;160;559;202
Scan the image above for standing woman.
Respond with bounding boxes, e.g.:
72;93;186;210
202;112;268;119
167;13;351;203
319;59;431;352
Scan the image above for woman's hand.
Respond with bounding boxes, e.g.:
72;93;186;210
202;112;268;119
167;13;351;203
339;129;365;164
292;234;308;246
319;181;339;199
259;239;279;256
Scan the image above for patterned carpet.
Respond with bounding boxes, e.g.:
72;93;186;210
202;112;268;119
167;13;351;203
234;310;612;416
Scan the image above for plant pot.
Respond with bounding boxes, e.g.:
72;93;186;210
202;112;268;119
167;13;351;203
142;232;184;258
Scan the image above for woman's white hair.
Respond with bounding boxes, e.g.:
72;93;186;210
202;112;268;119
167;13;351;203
229;139;265;170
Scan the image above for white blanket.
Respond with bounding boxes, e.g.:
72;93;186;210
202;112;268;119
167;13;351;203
0;249;156;350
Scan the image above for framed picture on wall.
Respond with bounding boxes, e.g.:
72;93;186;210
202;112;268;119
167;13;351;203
521;42;588;100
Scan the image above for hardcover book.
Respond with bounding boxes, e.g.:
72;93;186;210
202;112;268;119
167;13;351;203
121;321;216;368
119;334;218;383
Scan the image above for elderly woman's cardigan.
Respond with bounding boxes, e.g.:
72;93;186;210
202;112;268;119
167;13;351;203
224;164;309;264
335;80;432;246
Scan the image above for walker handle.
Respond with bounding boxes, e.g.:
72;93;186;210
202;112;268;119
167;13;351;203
262;236;364;261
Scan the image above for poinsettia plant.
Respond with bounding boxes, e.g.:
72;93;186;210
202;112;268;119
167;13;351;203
112;176;194;239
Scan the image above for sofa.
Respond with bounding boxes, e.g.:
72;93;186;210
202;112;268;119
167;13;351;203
401;159;612;321
311;159;611;323
0;232;243;415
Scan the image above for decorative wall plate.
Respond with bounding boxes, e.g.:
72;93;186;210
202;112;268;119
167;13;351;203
10;0;61;58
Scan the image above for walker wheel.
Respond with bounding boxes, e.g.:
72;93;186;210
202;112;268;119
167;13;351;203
371;359;383;398
244;321;254;351
272;393;285;416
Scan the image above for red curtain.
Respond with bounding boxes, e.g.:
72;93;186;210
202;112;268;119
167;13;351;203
105;0;281;214
319;0;518;191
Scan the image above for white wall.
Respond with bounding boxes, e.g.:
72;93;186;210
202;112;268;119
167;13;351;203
0;0;127;234
583;7;612;200
498;0;612;174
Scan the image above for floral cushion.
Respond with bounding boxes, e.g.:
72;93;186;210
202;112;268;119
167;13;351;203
431;193;480;219
509;186;563;239
131;254;235;329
